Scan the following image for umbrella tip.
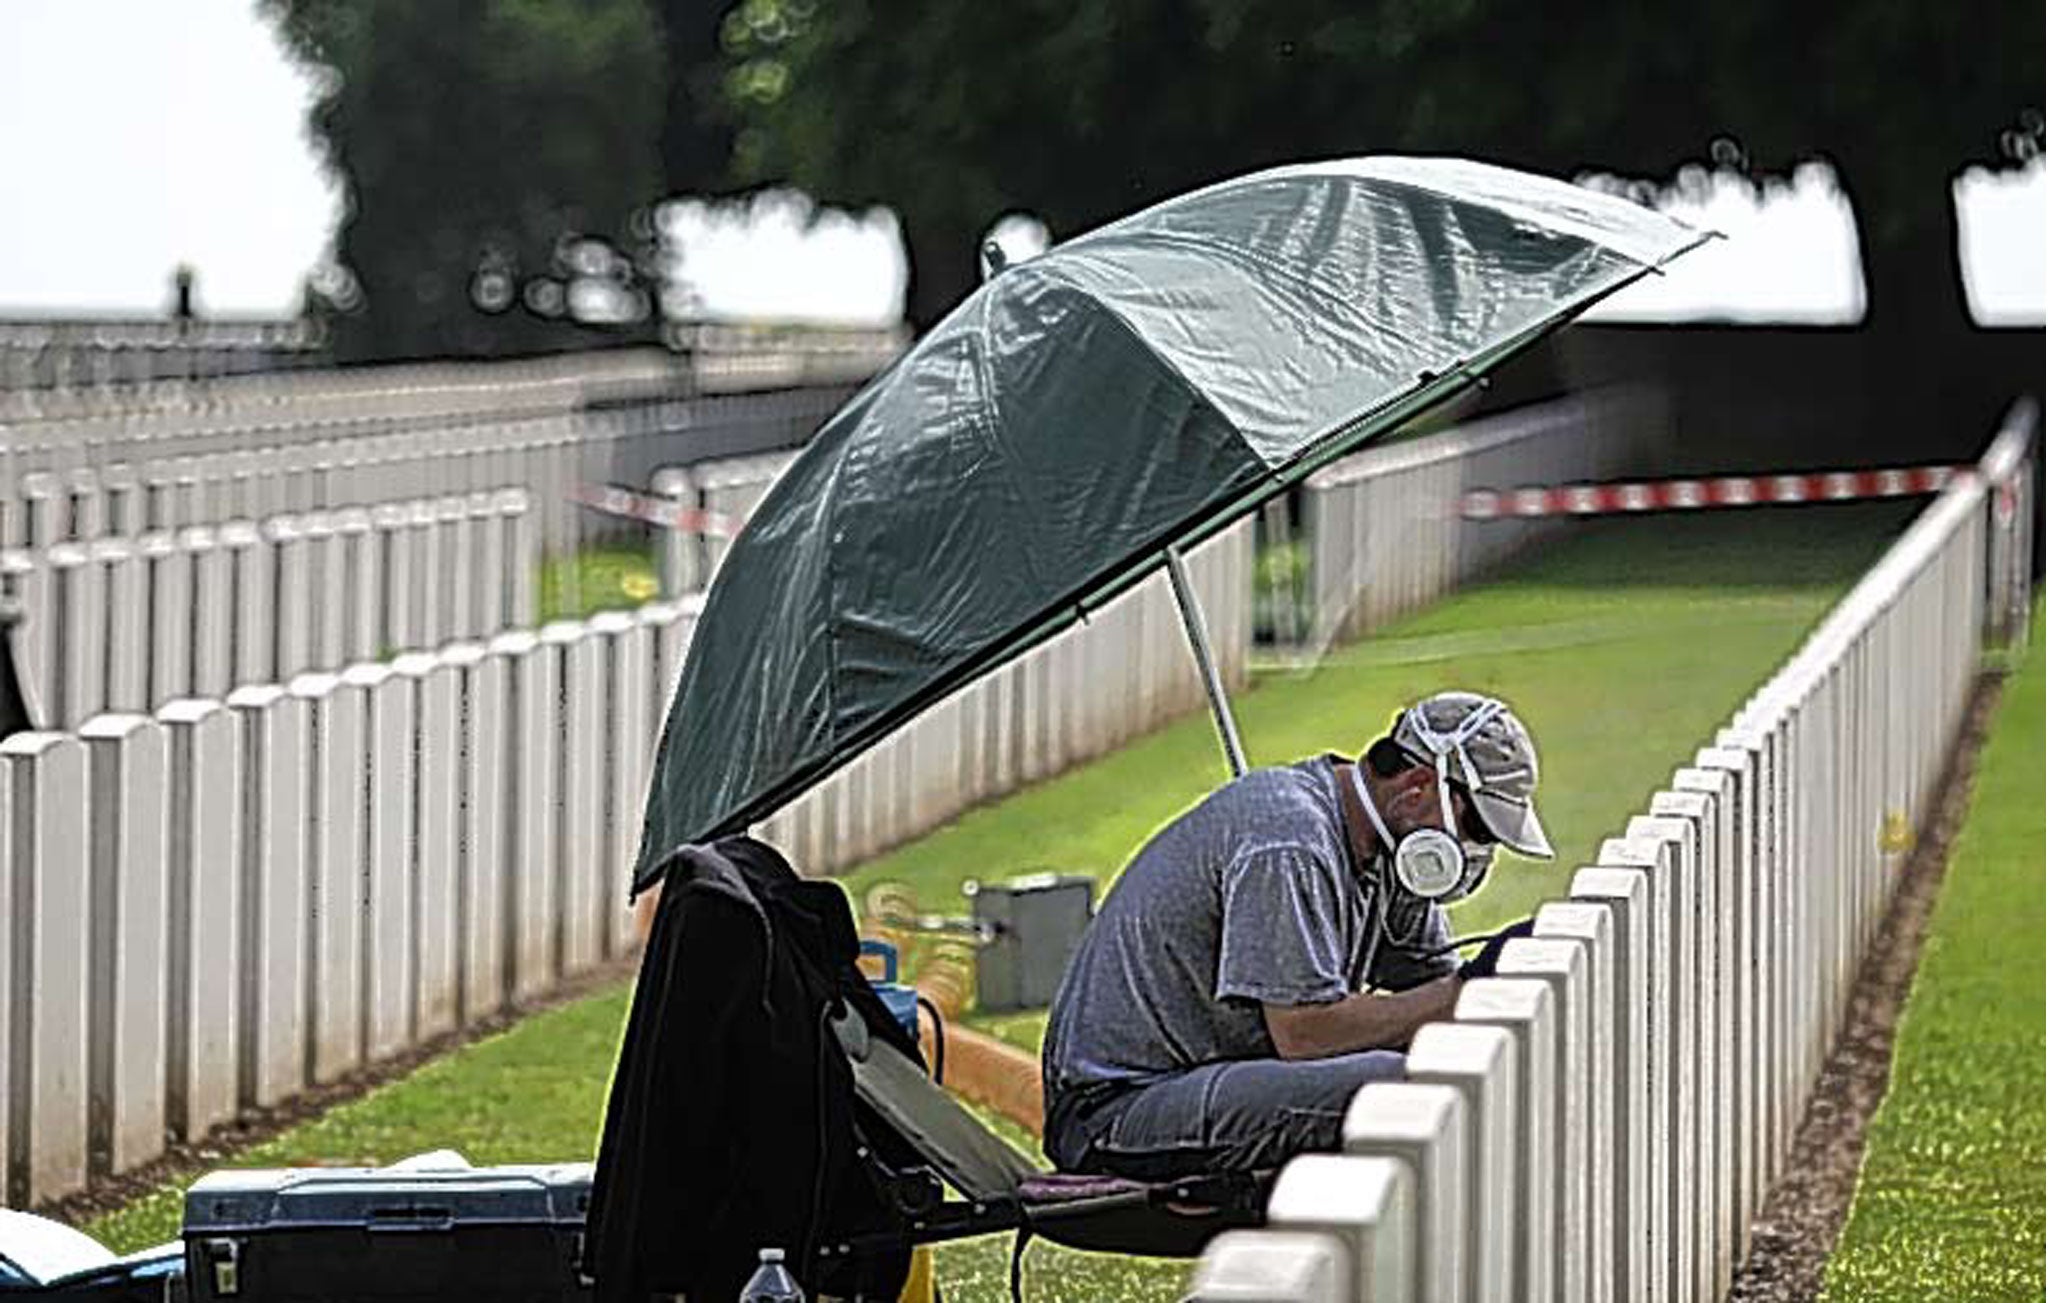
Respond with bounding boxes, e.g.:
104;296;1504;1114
980;239;1010;279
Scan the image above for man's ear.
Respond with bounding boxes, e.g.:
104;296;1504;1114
1389;764;1436;808
1392;764;1436;795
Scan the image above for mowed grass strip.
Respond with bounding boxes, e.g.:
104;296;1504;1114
843;502;1917;941
537;540;660;622
86;985;633;1253
87;502;1909;1303
1820;605;2045;1301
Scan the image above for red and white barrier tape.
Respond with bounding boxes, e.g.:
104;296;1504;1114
580;460;2000;534
1462;465;1968;521
570;483;741;537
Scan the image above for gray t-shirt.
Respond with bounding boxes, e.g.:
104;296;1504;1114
1042;755;1454;1103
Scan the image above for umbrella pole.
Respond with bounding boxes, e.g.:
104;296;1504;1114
1165;545;1248;778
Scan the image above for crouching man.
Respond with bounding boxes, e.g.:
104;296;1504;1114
1041;691;1551;1180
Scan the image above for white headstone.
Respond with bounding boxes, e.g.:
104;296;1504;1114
139;531;192;708
407;653;461;1039
1266;1153;1415;1303
1406;1022;1517;1303
297;671;362;1083
1342;1082;1468;1303
1534;905;1619;1303
159;699;241;1140
2;733;91;1203
373;503;414;654
495;631;558;999
335;508;379;665
229;685;309;1108
48;542;104;727
592;613;650;959
1455;977;1557;1303
93;539;146;713
1187;1229;1348;1303
1569;867;1652;1303
356;662;417;1061
1624;813;1701;1303
182;526;231;699
447;642;508;1023
220;521;272;691
544;623;604;976
80;714;170;1176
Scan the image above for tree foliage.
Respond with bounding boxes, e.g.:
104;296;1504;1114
716;0;2044;333
264;1;2041;363
264;0;665;361
652;0;739;198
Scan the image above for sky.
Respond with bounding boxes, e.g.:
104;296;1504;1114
1;0;2042;328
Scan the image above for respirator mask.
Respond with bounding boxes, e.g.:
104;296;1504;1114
1346;700;1506;903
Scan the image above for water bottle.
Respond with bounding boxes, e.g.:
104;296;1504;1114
738;1247;805;1303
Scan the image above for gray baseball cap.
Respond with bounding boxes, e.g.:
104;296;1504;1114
1392;691;1553;858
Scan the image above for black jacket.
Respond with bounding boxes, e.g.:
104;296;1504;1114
587;837;921;1303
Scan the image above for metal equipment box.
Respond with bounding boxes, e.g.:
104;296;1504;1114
967;873;1095;1014
181;1155;592;1302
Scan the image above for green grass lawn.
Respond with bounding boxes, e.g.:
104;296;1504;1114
1819;605;2044;1301
87;983;635;1253
844;501;1918;944
86;502;1912;1302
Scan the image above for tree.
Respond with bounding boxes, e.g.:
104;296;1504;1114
715;0;2043;353
652;0;741;198
264;0;666;362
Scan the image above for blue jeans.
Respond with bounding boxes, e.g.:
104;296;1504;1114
1045;1051;1408;1181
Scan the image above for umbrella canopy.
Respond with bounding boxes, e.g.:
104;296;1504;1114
634;156;1707;888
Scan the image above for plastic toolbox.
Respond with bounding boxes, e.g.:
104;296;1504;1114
181;1155;591;1302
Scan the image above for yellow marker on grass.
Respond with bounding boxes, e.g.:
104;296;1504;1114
1880;810;1912;855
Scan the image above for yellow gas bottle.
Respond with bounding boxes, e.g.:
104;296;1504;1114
897;1245;935;1303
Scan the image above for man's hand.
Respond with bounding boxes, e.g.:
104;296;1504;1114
1456;918;1537;981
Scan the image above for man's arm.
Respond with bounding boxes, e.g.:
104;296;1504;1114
1262;976;1461;1060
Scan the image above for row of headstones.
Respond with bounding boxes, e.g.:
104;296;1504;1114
0;343;316;393
0;345;684;436
1187;446;1999;1303
1303;388;1668;649
0;421;571;548
0;384;859;554
0;488;538;730
682;338;907;397
0;515;1259;1209
0;332;896;429
0;408;929;735
755;521;1255;877
0;602;698;1209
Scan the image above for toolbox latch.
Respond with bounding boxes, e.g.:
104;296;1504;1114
201;1237;241;1297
